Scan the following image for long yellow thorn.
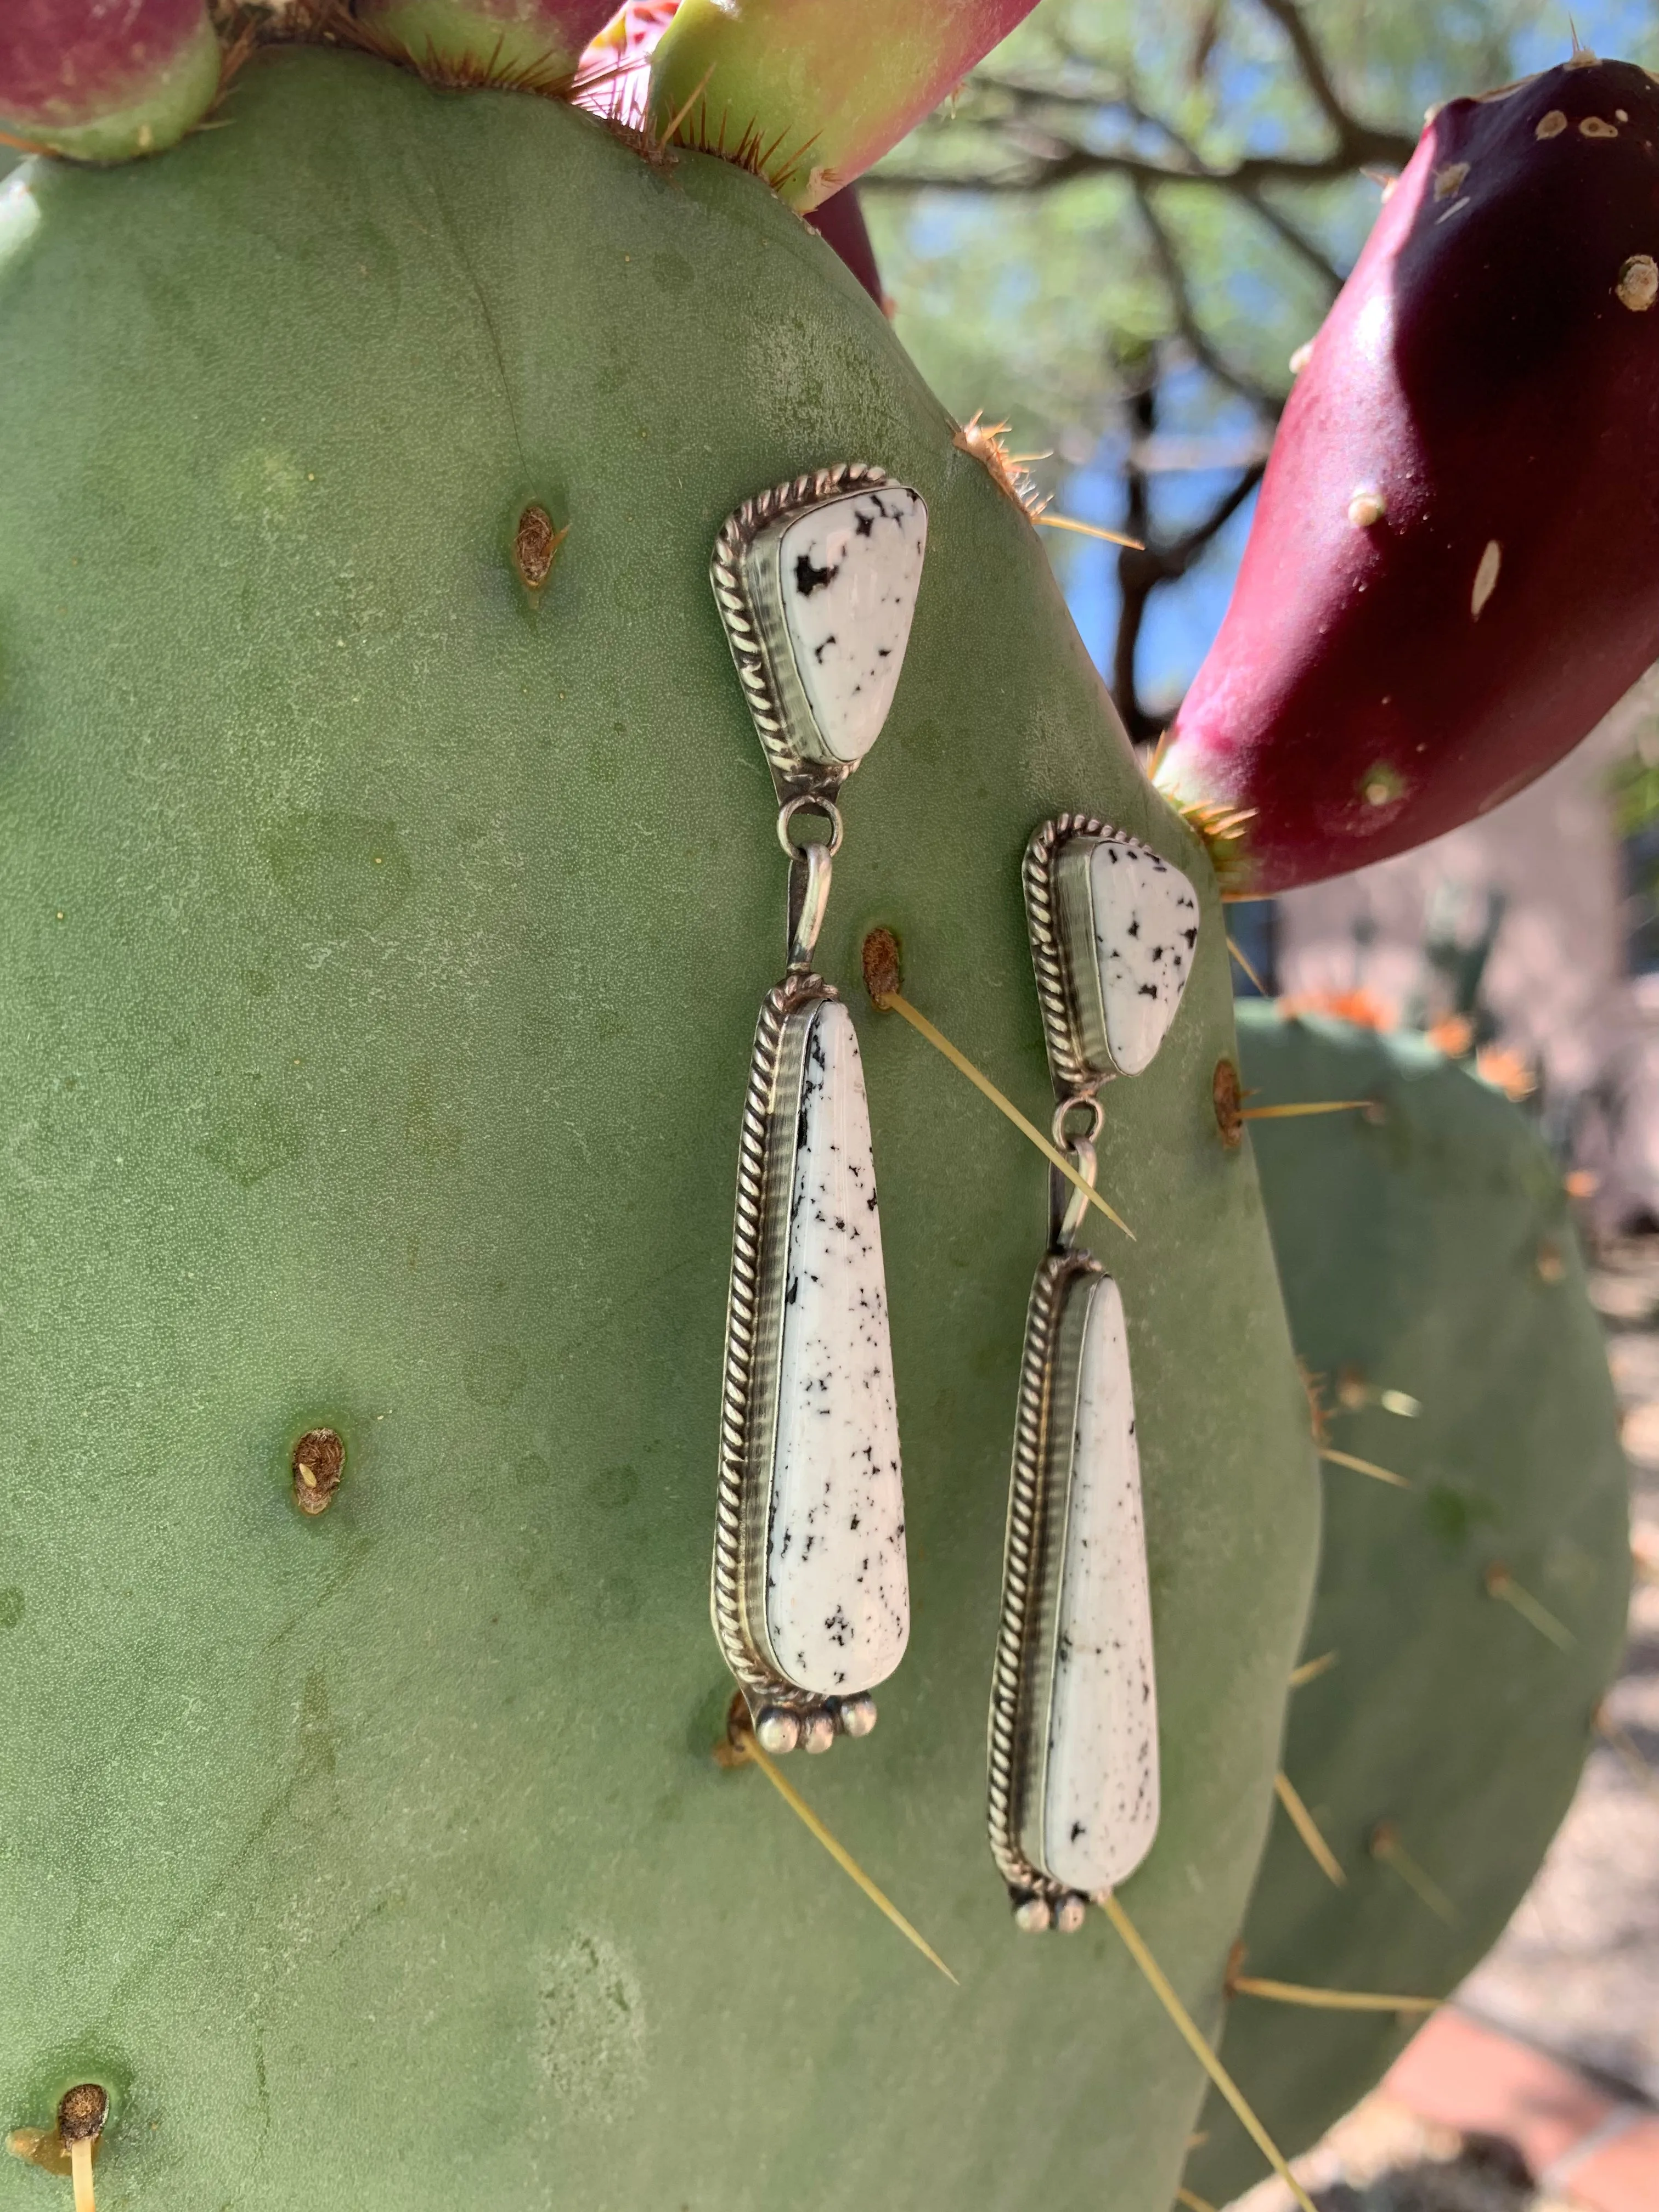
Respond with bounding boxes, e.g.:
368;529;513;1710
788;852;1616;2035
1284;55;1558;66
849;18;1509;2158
1274;1771;1346;1888
1098;1892;1318;2212
1240;1100;1370;1121
873;987;1134;1242
1370;1824;1458;1925
1232;1975;1438;2015
733;1729;958;1984
1289;1650;1338;1689
1226;934;1269;998
1034;514;1145;549
69;2140;94;2212
1484;1564;1575;1650
1176;2191;1220;2212
1320;1446;1410;1489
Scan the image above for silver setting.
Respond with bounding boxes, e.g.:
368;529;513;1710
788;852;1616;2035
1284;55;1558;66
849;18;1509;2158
712;970;843;1725
988;1248;1107;1910
988;811;1180;1917
709;469;920;1750
777;794;843;974
709;462;923;804
755;1706;802;1756
1023;813;1193;1093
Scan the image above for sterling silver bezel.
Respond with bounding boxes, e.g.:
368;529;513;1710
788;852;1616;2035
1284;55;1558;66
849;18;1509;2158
1024;813;1169;1096
988;1249;1108;1904
712;969;888;1737
709;462;924;805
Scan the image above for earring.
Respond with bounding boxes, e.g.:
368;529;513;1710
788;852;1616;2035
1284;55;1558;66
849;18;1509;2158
988;815;1200;1928
708;466;928;1754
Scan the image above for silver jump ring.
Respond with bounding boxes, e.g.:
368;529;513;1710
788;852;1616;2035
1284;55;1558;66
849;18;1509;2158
1052;1093;1105;1151
777;793;845;860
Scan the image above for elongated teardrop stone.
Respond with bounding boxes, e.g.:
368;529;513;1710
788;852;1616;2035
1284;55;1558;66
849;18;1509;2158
1088;840;1200;1077
777;484;927;763
765;1000;908;1692
1041;1275;1159;1894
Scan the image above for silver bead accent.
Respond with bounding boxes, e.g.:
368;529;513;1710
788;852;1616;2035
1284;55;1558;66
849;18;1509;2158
837;1694;878;1739
1013;1894;1053;1934
800;1711;836;1754
755;1706;802;1755
1054;1893;1088;1934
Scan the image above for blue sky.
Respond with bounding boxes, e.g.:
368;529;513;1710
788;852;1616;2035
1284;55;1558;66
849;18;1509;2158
1059;2;1655;713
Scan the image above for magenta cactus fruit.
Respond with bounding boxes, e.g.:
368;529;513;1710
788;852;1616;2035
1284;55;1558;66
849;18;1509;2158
0;0;221;161
804;185;885;306
1158;53;1659;892
646;0;1041;208
356;0;619;90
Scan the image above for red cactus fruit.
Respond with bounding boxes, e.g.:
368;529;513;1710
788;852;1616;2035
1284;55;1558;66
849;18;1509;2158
576;3;886;302
804;186;885;306
646;0;1041;210
1157;52;1659;892
0;0;221;160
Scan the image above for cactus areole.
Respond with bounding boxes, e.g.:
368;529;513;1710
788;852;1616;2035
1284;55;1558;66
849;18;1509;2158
1159;54;1659;893
0;21;1321;2212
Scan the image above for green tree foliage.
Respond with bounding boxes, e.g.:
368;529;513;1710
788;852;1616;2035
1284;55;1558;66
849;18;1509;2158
865;1;1657;732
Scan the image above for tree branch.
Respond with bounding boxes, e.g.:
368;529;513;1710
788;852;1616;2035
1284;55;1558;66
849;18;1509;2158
865;129;1410;199
1105;369;1269;743
1254;0;1406;168
1132;182;1282;412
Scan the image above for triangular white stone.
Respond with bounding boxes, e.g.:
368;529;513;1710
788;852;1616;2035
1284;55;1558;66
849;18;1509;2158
765;1000;909;1694
1041;1275;1159;1894
777;484;927;764
1088;839;1200;1076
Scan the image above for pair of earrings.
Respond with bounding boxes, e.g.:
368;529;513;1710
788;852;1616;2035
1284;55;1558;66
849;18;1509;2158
704;465;1199;1927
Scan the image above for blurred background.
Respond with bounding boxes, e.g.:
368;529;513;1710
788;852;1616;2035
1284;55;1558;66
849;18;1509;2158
866;0;1659;1237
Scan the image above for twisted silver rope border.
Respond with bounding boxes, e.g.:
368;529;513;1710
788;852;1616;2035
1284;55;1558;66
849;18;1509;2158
709;462;890;795
710;969;838;1712
986;1248;1103;1899
1022;812;1170;1098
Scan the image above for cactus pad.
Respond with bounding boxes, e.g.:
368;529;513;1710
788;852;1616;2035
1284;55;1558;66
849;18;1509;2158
1184;1009;1630;2208
0;51;1317;2212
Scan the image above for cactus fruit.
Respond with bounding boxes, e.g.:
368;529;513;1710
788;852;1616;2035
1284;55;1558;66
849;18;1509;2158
577;4;888;301
1182;1008;1630;2209
647;0;1041;208
352;2;620;91
0;37;1319;2212
1158;54;1659;893
804;186;884;307
0;2;222;162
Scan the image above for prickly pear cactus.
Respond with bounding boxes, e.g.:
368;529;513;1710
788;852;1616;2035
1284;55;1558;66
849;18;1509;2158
1185;1009;1630;2209
0;38;1317;2212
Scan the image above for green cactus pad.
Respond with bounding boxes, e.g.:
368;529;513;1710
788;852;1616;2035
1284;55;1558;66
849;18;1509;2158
0;51;1316;2212
1184;1009;1630;2209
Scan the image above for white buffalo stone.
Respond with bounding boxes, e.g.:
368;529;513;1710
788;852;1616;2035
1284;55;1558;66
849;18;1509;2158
1042;1274;1160;1894
777;486;927;764
766;1000;909;1692
1089;839;1200;1076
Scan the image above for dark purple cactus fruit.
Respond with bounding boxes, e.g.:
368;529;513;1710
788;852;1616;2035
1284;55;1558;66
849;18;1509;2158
0;0;219;156
1158;53;1659;893
804;185;885;308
